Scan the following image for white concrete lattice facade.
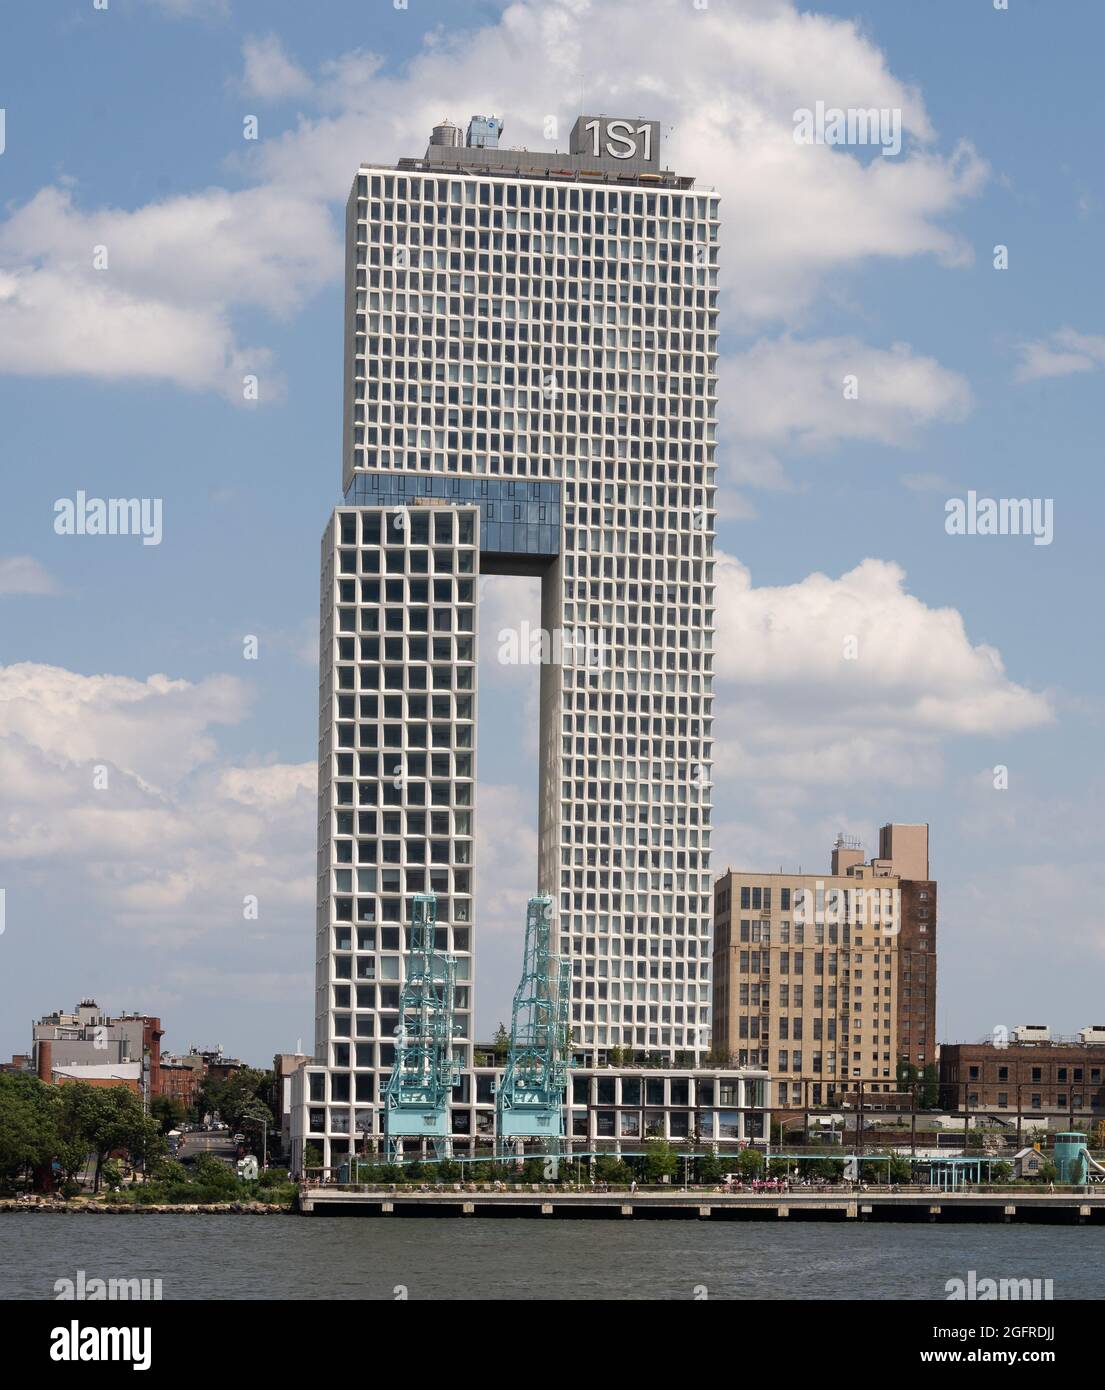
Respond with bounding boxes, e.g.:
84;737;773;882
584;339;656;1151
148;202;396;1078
294;123;725;1169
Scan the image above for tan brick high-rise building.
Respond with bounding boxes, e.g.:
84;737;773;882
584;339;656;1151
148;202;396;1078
712;824;936;1109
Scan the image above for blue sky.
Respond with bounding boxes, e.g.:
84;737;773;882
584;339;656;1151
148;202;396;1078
0;0;1102;1066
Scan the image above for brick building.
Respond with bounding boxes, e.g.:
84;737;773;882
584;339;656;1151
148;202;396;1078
713;823;937;1109
159;1054;205;1108
940;1027;1105;1122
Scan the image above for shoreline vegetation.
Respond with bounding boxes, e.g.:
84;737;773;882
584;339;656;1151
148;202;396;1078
0;1163;299;1213
1;1067;289;1205
1;1198;292;1214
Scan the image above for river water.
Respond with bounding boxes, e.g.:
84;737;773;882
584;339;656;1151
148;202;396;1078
1;1215;1100;1300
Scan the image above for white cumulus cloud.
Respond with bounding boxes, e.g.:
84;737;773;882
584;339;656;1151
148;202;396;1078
0;0;988;396
710;550;1052;795
240;34;313;102
1014;327;1105;382
719;336;973;488
0;556;57;596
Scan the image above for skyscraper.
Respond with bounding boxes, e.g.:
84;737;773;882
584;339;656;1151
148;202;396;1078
295;115;720;1170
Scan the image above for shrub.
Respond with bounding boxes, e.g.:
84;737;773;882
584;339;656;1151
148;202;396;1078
100;1160;125;1191
152;1159;190;1186
733;1147;764;1179
595;1156;632;1184
192;1154;239;1192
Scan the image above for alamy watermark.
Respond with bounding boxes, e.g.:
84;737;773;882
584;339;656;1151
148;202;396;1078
49;1322;152;1371
497;621;607;670
945;491;1053;546
793;102;902;157
54;1270;163;1301
945;1270;1054;1301
54;492;163;546
792;880;900;934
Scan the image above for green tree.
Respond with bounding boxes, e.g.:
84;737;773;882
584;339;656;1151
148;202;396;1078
76;1086;165;1192
595;1155;632;1185
697;1151;724;1184
859;1152;911;1184
152;1158;190;1186
734;1147;765;1179
238;1100;273;1157
888;1153;913;1183
100;1159;124;1191
54;1136;91;1187
199;1067;275;1133
796;1154;840;1180
0;1074;57;1189
492;1023;510;1060
150;1095;187;1134
192;1153;239;1194
643;1138;678;1183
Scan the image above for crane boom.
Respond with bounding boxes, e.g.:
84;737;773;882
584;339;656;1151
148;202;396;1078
496;895;570;1154
382;893;459;1160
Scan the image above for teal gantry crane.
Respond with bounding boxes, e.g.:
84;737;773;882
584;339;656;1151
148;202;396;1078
496;895;571;1156
382;893;460;1161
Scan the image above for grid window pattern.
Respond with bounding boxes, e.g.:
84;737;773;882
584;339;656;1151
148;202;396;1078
314;149;720;1159
343;171;719;489
713;872;903;1100
314;506;478;1141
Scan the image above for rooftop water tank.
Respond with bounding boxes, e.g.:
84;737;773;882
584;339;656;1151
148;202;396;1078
430;120;461;148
